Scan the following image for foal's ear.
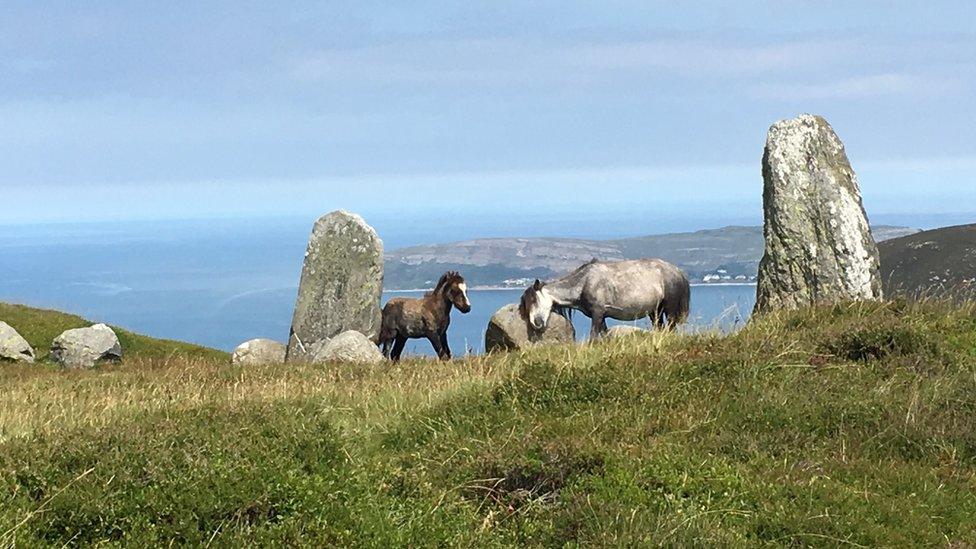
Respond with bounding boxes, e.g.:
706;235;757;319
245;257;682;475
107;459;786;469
533;279;543;290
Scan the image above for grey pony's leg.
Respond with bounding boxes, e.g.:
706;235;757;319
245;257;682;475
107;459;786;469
439;332;452;360
652;303;666;331
589;309;608;339
391;336;407;362
665;302;681;331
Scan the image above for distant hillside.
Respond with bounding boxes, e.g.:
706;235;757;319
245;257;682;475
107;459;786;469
879;224;976;297
385;225;919;289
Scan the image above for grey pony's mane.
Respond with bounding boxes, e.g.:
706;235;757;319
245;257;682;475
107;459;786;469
553;304;573;321
548;258;600;321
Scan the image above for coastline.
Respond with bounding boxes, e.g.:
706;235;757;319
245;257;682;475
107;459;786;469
385;282;758;293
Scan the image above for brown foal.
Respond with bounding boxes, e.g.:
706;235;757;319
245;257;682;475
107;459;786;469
377;271;471;361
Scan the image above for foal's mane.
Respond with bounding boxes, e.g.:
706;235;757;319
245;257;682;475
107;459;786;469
427;271;463;297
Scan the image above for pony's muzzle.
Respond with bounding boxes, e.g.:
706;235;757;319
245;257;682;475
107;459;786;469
532;315;547;330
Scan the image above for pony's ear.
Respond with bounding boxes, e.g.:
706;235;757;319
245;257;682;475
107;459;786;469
533;279;543;290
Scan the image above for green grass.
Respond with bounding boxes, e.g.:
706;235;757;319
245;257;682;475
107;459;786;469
2;300;976;546
0;302;227;363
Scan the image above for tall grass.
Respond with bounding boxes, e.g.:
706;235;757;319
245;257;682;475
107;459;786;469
1;299;975;546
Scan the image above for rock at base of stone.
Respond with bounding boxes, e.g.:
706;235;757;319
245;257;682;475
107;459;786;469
755;114;883;314
311;331;384;364
605;325;647;339
287;210;384;361
485;304;576;353
0;321;35;363
50;323;122;369
285;334;331;363
231;339;286;366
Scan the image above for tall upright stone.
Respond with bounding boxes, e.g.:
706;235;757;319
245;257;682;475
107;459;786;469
755;114;883;314
287;211;384;360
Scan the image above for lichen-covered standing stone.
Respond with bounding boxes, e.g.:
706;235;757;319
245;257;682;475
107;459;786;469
50;323;122;369
755;114;883;314
484;304;575;353
287;211;384;360
0;321;35;363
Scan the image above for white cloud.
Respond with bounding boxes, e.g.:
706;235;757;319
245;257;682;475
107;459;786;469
285;35;975;90
559;39;843;76
286;37;858;86
753;73;964;100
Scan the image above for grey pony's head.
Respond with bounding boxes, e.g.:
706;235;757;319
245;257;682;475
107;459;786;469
519;279;570;330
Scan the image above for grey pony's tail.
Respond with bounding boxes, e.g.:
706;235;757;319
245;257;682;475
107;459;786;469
676;280;691;325
672;271;692;326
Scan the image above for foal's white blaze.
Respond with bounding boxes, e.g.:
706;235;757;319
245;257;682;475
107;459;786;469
458;283;470;308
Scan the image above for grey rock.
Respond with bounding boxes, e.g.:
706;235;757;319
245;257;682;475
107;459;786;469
605;325;646;339
311;330;384;364
50;323;122;369
287;210;384;360
0;321;34;363
484;304;575;353
755;114;883;313
231;338;286;366
285;335;330;363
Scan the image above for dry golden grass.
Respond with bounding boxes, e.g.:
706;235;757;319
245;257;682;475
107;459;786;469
2;300;976;546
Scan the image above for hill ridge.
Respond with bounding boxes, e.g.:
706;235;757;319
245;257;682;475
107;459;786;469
385;224;919;290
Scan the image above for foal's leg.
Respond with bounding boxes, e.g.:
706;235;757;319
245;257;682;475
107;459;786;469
439;332;452;360
391;336;407;362
426;332;446;359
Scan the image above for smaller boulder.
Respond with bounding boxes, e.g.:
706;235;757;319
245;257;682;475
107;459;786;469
285;334;330;363
605;325;646;339
51;323;122;369
312;331;383;364
0;321;34;363
485;304;575;353
231;339;286;366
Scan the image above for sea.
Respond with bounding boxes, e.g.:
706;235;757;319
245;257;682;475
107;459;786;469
0;217;755;357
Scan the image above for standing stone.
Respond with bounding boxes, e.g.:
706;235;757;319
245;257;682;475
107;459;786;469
231;338;286;366
287;211;384;360
0;321;35;363
755;114;883;314
485;304;576;353
50;323;122;369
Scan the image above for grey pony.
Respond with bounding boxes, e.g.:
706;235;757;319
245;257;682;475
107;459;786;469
520;258;690;338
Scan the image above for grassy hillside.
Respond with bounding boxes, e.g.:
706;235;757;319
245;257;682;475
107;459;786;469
880;223;976;298
2;300;976;546
0;302;227;364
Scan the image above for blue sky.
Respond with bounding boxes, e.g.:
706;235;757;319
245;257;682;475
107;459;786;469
2;1;974;232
